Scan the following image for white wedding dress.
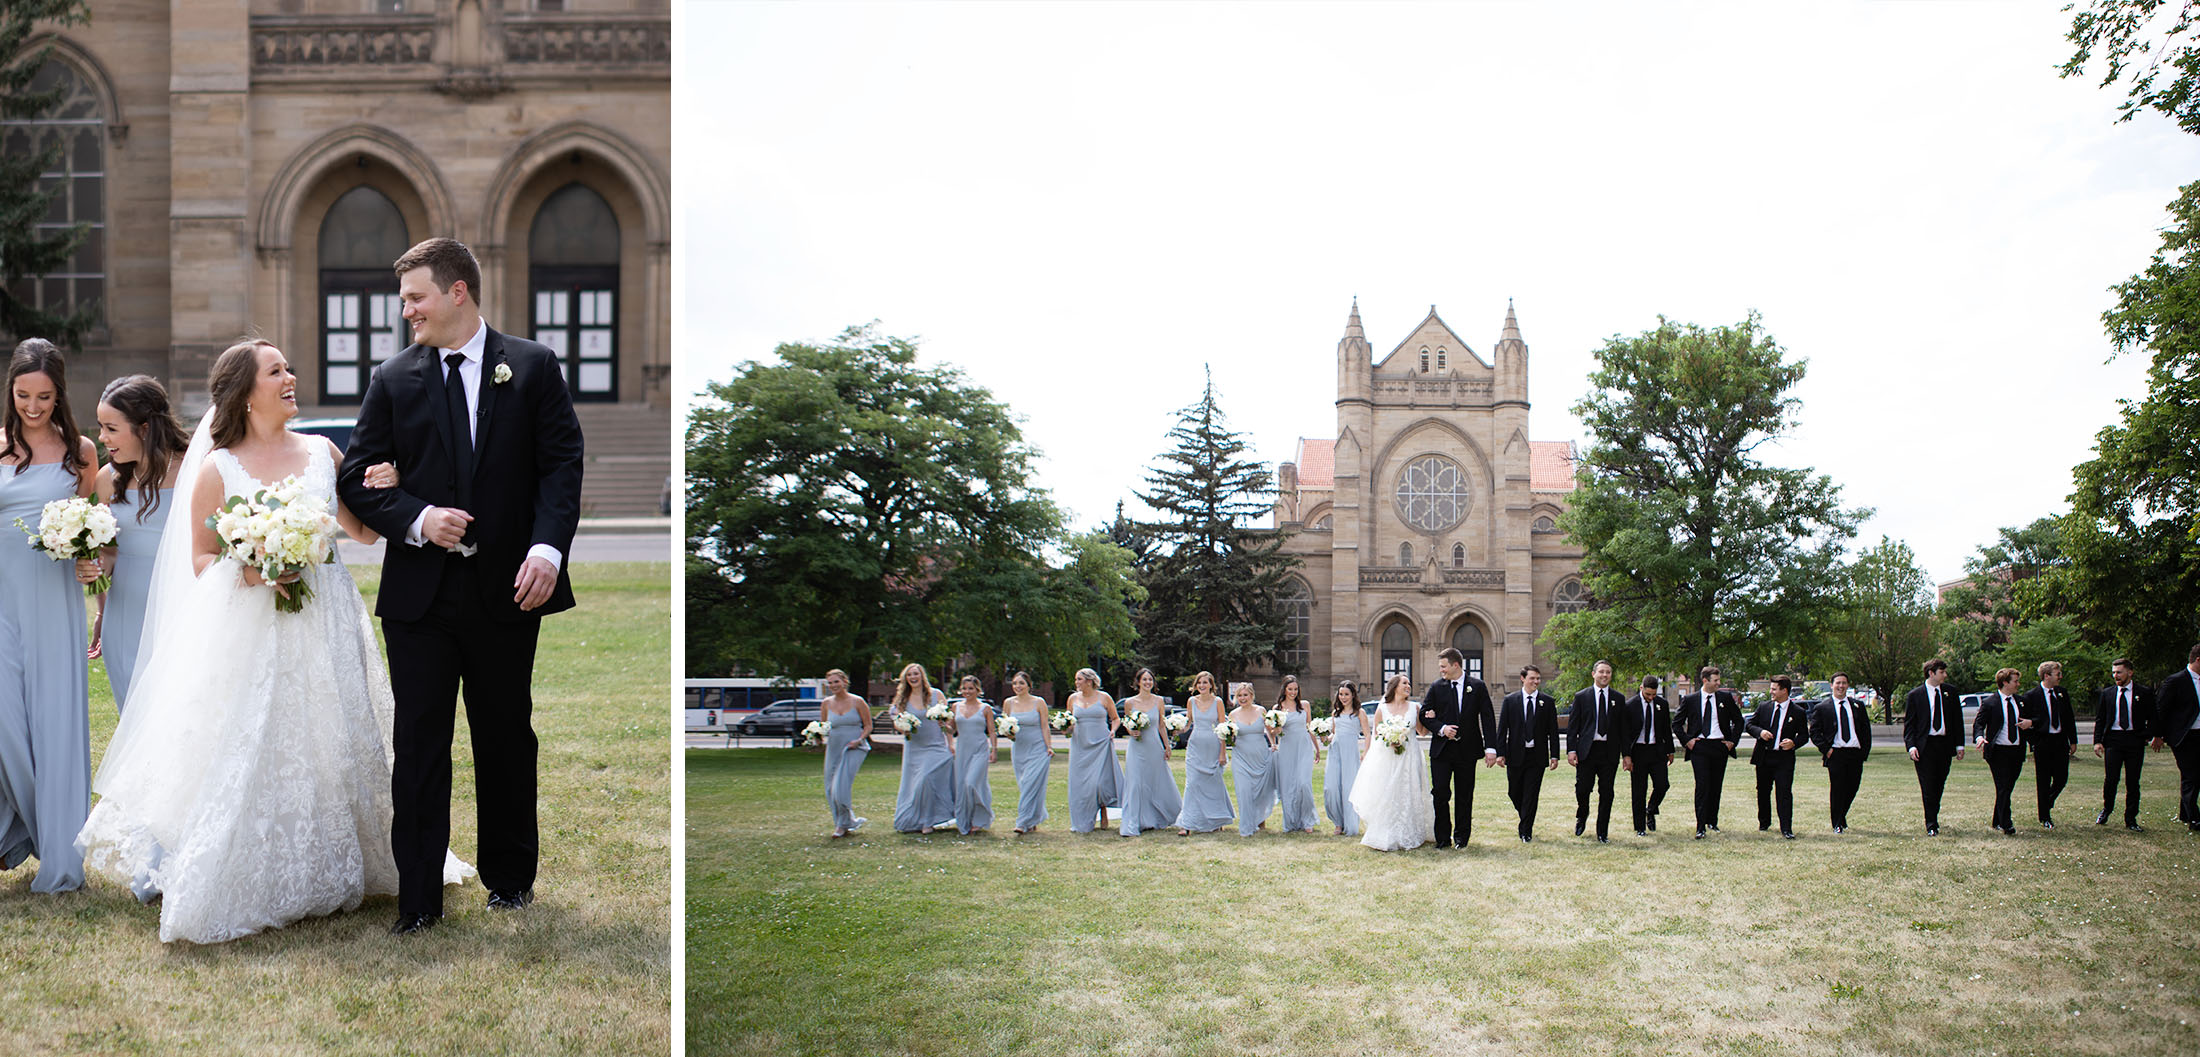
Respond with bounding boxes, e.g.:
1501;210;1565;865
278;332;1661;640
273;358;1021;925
1349;704;1436;851
77;429;469;944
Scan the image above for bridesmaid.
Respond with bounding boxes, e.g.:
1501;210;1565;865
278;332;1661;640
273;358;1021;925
1174;670;1234;835
820;668;871;838
73;376;188;711
946;674;996;835
1274;675;1319;833
1065;668;1123;833
887;663;957;834
1324;680;1367;836
1117;668;1181;837
1229;681;1277;836
0;338;97;892
1002;671;1054;834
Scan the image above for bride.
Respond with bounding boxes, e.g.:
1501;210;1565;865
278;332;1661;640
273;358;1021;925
1349;675;1437;852
76;339;468;944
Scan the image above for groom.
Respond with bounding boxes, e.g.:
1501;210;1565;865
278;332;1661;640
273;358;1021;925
338;237;585;935
1420;647;1496;848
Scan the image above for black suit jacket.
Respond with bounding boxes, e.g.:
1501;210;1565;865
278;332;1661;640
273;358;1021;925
1418;675;1496;758
1902;683;1964;750
2092;682;2156;745
1497;691;1559;764
2020;685;2078;749
1676;690;1744;758
338;326;585;623
1971;691;2029;749
1566;685;1625;754
1809;697;1874;764
1745;698;1811;765
1614;693;1674;755
2157;668;2200;747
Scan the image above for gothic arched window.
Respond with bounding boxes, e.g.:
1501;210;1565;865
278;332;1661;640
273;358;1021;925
1450;622;1485;681
1451;543;1465;568
1395;454;1470;533
318;185;409;402
1436;347;1447;370
1398;542;1413;566
530;182;621;400
1553;579;1590;615
1280;580;1312;673
1380;622;1413;686
1419;348;1429;373
1533;515;1558;534
0;59;106;324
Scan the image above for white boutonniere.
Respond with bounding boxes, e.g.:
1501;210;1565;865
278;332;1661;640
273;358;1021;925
492;362;513;385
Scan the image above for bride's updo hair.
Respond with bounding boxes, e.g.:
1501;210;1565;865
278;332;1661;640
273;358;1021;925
206;338;277;449
100;375;190;522
1383;674;1412;705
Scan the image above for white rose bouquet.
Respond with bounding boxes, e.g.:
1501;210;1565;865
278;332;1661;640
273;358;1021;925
205;475;338;614
1308;717;1335;741
1262;708;1286;735
1164;713;1190;735
1050;710;1073;731
799;719;831;746
1215;720;1240;747
1120;709;1150;737
925;701;952;723
15;496;119;596
891;711;920;736
1375;716;1413;755
995;715;1019;738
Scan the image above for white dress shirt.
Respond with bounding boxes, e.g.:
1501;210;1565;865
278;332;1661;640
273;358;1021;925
404;317;564;572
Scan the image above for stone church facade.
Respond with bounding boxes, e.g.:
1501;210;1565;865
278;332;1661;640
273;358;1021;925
3;0;669;513
1250;300;1585;702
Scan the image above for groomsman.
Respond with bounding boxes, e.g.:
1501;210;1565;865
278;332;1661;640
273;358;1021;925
1811;672;1871;832
1902;658;1965;836
1747;676;1809;839
1616;675;1674;836
1419;647;1498;848
1567;660;1623;843
2093;657;2154;831
1494;665;1560;842
2021;660;2079;827
1972;667;2031;835
2151;643;2200;833
1676;666;1743;839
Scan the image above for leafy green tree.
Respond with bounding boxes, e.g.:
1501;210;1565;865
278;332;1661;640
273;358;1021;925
0;0;97;348
1543;314;1867;681
1828;537;1937;713
685;325;1094;693
933;528;1143;703
1980;617;2116;698
2063;0;2200;132
1130;368;1298;687
1933;517;2065;692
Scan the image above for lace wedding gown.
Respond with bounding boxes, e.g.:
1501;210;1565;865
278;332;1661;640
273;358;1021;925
1349;705;1436;851
77;439;467;943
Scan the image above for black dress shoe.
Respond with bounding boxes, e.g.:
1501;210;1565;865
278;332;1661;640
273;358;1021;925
1927;826;1938;836
1694;826;1706;840
1835;825;1847;834
1636;828;1648;837
1759;823;1771;832
2041;819;2055;829
1575;820;1587;836
390;912;440;936
1708;823;1720;832
487;887;535;910
1596;836;1610;844
2126;823;2146;832
1647;816;1657;832
1782;831;1794;840
2097;809;2111;825
2001;825;2018;835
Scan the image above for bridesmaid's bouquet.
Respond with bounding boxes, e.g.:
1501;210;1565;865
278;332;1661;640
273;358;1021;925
1120;710;1150;737
799;719;831;746
1375;717;1413;755
1164;713;1190;735
206;474;339;614
15;496;119;596
891;711;920;736
995;715;1019;737
1215;720;1240;747
1308;717;1335;741
925;702;952;723
1050;710;1073;731
1262;708;1286;734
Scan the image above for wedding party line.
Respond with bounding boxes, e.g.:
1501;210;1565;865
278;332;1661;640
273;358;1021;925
0;237;584;943
799;646;2200;849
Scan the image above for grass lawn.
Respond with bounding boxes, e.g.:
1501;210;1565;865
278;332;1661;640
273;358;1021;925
1;561;670;1055
691;741;2200;1056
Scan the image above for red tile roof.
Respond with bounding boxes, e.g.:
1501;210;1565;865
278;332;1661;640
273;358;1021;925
1530;441;1577;492
1294;437;1334;489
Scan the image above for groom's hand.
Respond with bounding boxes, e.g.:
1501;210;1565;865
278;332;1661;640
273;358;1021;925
514;555;558;610
1439;724;1458;740
422;506;473;548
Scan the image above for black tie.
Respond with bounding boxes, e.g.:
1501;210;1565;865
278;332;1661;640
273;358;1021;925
1642;700;1653;743
1838;702;1852;745
1596;690;1607;737
2119;688;2130;731
2004;697;2016;743
444;353;474;505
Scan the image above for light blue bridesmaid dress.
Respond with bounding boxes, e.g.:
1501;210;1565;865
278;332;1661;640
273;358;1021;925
100;486;169;711
1117;698;1182;836
891;688;957;832
1233;712;1278;836
0;461;91;891
1276;709;1318;832
1323;707;1364;835
1173;697;1234;833
1067;697;1123;833
1008;702;1050;831
952;703;994;834
823;703;869;833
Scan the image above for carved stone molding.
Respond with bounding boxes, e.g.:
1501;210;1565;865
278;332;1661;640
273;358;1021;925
504;17;670;66
251;17;437;69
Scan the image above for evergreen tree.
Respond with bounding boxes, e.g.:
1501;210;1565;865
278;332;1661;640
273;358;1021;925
0;0;97;348
1130;367;1298;688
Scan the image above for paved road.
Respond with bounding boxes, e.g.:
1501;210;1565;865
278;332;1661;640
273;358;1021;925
341;531;670;565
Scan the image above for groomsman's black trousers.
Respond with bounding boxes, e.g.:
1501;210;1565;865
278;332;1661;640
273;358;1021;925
1429;748;1476;847
2174;737;2200;826
1627;744;1669;831
2101;733;2146;825
2033;739;2071;821
1983;743;2025;831
1754;751;1796;832
1913;737;1960;830
1689;745;1729;829
386;556;543;917
1573;742;1619;839
1824;748;1866;829
1508;757;1548;837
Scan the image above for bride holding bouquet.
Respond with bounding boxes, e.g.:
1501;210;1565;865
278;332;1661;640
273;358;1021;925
1348;675;1437;852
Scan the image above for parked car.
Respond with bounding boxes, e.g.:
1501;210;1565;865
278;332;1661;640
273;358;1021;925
292;416;356;453
736;699;822;737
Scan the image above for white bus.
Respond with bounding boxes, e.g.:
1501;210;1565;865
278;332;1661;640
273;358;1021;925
685;677;824;734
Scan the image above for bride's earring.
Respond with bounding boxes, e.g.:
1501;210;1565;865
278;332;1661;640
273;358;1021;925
247;401;253;413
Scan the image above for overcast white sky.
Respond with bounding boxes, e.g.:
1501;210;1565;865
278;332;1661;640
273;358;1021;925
676;0;2200;587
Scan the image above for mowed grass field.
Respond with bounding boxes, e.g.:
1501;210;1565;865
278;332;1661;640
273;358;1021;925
691;741;2200;1057
1;562;670;1055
